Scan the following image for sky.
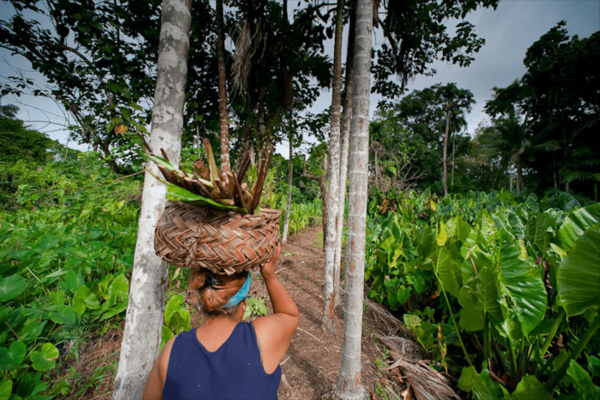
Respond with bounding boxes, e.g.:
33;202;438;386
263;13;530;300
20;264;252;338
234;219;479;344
1;0;599;156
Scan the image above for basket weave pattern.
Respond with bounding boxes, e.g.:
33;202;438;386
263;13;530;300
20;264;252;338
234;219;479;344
155;202;281;275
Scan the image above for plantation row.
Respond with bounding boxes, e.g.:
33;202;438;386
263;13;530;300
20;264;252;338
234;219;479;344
0;154;321;399
365;190;600;398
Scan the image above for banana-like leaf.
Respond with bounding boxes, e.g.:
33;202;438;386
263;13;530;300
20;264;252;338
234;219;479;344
557;223;600;317
557;203;600;250
499;239;547;337
458;267;503;332
166;184;248;214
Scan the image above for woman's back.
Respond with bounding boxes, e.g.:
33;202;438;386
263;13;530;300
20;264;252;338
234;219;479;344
163;323;281;400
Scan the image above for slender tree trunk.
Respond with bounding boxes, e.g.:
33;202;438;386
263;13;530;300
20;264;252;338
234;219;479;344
320;154;328;250
451;131;455;187
334;2;356;310
112;1;190;398
216;0;230;173
516;156;522;194
443;103;450;196
282;130;293;244
322;0;345;332
337;0;371;397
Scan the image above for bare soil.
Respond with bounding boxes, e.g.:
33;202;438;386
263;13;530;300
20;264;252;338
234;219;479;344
56;225;409;399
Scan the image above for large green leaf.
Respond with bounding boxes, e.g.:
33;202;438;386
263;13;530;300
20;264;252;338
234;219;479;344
458;268;502;332
64;269;85;293
0;380;12;400
526;213;554;255
505;375;551;400
0;275;26;302
30;343;59;372
166;184;247;214
566;359;600;398
458;366;499;400
50;305;77;325
557;224;600;317
499;239;547;337
557;203;600;250
0;341;26;370
165;295;185;326
415;225;435;258
72;285;100;316
434;247;461;297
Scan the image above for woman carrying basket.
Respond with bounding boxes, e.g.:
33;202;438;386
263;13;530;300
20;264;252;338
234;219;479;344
142;243;299;399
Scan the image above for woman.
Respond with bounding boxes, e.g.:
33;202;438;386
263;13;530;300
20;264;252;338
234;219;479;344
142;244;299;399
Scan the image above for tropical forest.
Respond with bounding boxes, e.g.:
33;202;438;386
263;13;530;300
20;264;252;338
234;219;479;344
0;0;599;399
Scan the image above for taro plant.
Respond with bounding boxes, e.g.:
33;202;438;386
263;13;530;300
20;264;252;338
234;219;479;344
365;191;600;398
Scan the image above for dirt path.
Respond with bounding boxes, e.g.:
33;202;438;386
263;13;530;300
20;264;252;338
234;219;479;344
59;225;405;399
255;225;383;399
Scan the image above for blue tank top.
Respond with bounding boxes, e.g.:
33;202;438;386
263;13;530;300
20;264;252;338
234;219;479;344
163;322;281;400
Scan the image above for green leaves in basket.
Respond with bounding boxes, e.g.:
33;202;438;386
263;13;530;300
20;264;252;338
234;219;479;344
166;184;248;214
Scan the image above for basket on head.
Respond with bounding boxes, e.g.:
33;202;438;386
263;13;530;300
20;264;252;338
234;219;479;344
154;201;282;275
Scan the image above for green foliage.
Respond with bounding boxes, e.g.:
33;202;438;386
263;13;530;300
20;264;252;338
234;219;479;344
486;23;600;198
243;297;268;321
0;153;142;398
365;190;600;397
0;108;56;164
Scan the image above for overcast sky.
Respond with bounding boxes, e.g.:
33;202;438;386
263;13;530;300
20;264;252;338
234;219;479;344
1;0;599;155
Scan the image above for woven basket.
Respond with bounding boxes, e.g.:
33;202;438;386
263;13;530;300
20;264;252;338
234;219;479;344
155;201;281;275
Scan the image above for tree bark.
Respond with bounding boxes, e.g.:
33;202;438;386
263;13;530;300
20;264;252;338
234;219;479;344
333;1;356;310
322;0;345;333
451;130;456;187
336;0;371;397
112;0;191;398
443;103;450;196
516;155;522;194
282;130;293;244
216;0;230;173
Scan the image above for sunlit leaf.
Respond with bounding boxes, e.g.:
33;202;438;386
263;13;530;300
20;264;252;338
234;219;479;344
30;343;59;372
557;203;600;250
499;239;547;336
0;275;26;302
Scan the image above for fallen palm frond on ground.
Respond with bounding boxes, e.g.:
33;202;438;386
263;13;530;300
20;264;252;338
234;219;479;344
365;298;460;400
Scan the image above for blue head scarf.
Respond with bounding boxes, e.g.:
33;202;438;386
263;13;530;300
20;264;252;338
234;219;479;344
222;272;251;308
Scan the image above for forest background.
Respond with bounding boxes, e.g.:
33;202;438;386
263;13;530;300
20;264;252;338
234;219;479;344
0;0;599;399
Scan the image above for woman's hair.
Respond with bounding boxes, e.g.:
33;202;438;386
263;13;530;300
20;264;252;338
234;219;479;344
187;270;248;319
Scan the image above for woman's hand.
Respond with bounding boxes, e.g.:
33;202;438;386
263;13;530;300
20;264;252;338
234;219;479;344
260;242;281;280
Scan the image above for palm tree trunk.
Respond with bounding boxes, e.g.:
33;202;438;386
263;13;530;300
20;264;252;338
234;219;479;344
216;0;230;173
113;1;190;398
282;130;293;244
334;1;356;310
322;0;345;333
337;0;371;397
443;103;450;196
